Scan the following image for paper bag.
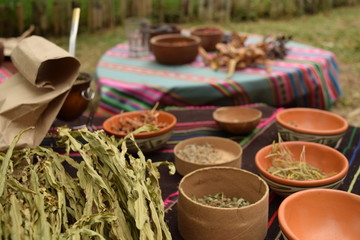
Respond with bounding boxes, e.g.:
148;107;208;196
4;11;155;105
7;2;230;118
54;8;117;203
0;35;80;151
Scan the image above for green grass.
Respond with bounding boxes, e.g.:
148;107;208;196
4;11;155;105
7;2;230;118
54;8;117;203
50;5;360;125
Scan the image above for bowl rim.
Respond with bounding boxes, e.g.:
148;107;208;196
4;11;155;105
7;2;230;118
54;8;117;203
278;188;360;239
255;141;349;187
102;110;177;139
174;136;243;166
150;34;201;47
212;106;262;124
190;26;224;36
276;108;348;135
178;166;269;210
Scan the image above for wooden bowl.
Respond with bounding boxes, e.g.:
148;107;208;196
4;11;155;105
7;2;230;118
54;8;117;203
276;108;348;147
102;110;177;152
174;136;243;176
212;107;262;135
278;189;360;240
255;141;349;197
150;34;200;65
178;167;269;240
190;26;224;51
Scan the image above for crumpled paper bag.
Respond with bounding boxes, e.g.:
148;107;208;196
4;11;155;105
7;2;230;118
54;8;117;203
0;35;80;151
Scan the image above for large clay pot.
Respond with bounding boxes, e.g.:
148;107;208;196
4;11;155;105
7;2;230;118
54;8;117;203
57;72;95;121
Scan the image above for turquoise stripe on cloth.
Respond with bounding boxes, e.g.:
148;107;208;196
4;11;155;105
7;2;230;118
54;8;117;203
96;36;341;115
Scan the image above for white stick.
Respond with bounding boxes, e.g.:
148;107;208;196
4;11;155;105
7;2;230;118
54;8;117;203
69;8;81;56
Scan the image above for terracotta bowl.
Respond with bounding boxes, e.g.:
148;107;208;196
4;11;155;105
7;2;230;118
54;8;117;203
57;72;95;121
174;136;242;176
212;106;262;135
150;34;200;65
102;110;177;152
178;167;269;240
278;189;360;240
190;26;224;51
255;141;349;197
276;108;348;147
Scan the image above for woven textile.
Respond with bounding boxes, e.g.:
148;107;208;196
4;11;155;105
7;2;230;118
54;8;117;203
96;35;341;116
50;104;359;240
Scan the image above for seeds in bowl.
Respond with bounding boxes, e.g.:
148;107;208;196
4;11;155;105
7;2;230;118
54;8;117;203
193;192;251;208
176;143;234;164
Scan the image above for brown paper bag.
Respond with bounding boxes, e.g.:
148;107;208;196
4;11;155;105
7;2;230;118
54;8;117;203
0;35;80;151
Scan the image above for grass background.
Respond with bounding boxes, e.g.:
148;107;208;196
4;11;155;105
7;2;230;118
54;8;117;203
50;5;360;126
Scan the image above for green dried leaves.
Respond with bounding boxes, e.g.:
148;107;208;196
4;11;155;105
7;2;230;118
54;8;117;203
0;127;174;239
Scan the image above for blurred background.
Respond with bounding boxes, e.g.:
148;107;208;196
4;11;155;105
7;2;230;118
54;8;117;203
1;0;359;125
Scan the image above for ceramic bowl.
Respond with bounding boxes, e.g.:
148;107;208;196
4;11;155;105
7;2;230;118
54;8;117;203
150;34;200;65
178;167;269;240
102;110;177;152
278;189;360;240
276;107;348;147
57;72;95;121
255;141;349;197
174;136;242;176
212;106;262;135
190;26;224;51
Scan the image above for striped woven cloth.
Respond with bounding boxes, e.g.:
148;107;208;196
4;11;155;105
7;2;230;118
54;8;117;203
156;105;359;240
137;105;357;240
96;35;341;116
0;62;15;83
49;104;359;239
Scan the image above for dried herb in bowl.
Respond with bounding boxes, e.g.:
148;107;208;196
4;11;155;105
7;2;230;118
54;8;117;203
266;138;333;181
193;192;251;208
112;110;169;134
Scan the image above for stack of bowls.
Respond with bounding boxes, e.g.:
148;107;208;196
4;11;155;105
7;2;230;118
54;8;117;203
276;107;348;147
255;141;349;197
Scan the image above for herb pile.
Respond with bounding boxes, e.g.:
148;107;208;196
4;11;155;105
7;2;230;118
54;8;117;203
112;107;168;135
193;192;250;208
0;127;174;239
266;139;329;181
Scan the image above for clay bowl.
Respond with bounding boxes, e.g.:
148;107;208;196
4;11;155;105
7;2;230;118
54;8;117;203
149;23;181;50
178;167;269;240
278;189;360;240
213;106;262;135
150;34;200;65
149;23;181;39
102;110;177;152
174;136;243;176
190;26;224;51
255;141;349;197
276;108;348;147
57;72;94;121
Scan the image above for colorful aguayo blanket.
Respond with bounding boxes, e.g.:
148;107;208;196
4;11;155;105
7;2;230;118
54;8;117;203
50;104;360;240
96;35;341;115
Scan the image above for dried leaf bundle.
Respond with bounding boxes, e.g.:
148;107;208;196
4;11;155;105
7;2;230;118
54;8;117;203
0;127;174;239
199;32;291;78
